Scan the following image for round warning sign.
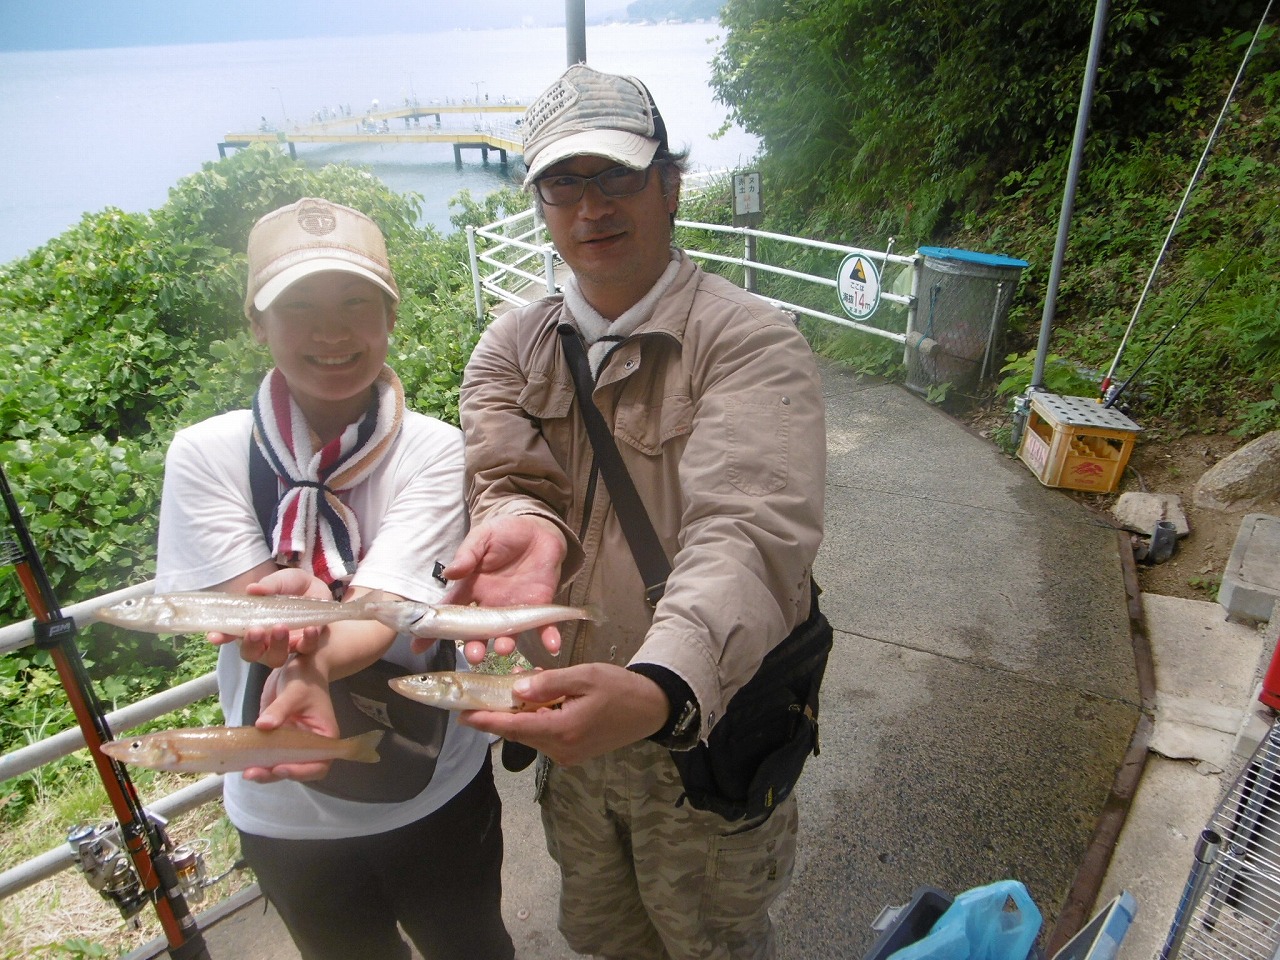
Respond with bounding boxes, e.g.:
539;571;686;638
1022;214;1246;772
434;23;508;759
837;253;882;321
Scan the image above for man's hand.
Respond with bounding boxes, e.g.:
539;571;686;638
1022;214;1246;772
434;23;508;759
458;663;670;766
242;654;339;784
440;515;568;663
207;568;331;668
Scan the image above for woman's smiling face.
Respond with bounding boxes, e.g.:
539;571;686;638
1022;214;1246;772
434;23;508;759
252;271;395;436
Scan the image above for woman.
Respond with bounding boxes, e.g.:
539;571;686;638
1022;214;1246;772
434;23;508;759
154;197;514;960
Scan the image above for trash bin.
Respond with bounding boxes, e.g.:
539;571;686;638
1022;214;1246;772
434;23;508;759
905;247;1029;395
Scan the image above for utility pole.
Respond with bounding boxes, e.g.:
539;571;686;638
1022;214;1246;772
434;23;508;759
566;0;586;65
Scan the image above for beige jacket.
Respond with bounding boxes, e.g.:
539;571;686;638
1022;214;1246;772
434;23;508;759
460;255;826;740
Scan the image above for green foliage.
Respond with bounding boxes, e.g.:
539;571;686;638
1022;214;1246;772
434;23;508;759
713;1;1275;239
996;352;1099;399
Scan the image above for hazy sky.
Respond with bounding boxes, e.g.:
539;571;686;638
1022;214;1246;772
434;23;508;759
1;0;634;51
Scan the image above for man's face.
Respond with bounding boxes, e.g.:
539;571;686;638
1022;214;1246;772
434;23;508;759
536;154;678;319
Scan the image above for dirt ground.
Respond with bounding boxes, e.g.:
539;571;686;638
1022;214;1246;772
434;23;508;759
1112;430;1250;602
965;409;1257;604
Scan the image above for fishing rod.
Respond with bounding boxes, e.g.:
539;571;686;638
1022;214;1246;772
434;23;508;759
1102;200;1274;411
1100;0;1275;396
0;462;210;959
1102;262;1229;409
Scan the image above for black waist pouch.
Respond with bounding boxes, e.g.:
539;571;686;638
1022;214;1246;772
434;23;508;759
242;639;454;804
671;582;833;822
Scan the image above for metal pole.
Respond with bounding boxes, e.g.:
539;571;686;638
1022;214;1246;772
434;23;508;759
1159;829;1222;960
467;225;485;324
1029;0;1109;392
566;0;587;65
565;0;587;65
744;233;757;293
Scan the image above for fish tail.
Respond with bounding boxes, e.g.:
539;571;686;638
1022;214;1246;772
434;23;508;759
582;603;606;624
346;729;385;763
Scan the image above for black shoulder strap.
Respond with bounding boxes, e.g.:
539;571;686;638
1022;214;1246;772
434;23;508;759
242;435;279;725
558;326;671;607
248;436;278;540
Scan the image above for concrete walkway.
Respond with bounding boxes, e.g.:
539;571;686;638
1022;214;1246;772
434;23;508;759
130;362;1182;960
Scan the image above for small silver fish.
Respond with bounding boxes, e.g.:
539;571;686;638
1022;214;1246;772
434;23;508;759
389;671;564;712
364;600;597;641
99;726;383;773
93;592;381;636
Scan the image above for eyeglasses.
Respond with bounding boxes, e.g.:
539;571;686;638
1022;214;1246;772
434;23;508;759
534;165;653;206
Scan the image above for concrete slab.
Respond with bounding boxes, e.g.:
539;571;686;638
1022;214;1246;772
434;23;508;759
1143;594;1266;769
1099;593;1271;960
1218;513;1280;623
1096;755;1226;960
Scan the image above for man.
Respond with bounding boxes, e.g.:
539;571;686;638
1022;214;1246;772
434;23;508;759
445;64;827;960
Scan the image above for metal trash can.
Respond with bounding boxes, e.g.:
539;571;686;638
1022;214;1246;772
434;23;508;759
905;247;1029;395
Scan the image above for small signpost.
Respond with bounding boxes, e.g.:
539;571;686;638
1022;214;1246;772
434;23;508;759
733;172;763;291
732;171;762;226
837;252;882;321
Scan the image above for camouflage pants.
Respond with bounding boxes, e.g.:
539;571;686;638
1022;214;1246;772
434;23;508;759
539;738;798;960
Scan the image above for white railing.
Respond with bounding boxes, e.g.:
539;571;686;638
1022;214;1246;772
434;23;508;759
0;580;224;899
465;206;920;350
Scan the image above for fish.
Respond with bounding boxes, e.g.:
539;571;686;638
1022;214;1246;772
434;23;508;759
389;671;564;712
363;600;597;641
93;592;382;636
99;726;383;773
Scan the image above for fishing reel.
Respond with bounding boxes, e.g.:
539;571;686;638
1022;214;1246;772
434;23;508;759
66;820;152;926
68;817;230;922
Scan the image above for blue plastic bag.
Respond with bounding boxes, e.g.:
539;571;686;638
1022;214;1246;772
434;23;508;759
886;880;1043;960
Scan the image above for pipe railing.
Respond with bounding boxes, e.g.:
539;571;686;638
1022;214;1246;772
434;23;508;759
0;578;223;899
466;207;920;349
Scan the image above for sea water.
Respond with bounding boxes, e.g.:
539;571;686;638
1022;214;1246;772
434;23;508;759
0;22;759;265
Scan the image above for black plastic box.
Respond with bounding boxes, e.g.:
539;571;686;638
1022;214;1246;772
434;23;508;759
862;887;954;960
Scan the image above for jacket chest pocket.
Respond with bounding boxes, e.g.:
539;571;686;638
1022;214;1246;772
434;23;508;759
612;390;693;456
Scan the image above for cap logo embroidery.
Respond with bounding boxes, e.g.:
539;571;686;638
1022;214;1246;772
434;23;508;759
296;201;338;236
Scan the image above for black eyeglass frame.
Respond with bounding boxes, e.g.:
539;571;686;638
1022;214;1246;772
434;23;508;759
533;164;656;206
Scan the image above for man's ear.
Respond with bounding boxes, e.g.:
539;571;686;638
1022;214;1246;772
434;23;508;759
249;310;268;345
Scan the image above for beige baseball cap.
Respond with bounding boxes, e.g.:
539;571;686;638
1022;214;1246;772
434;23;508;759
244;197;400;316
521;63;670;186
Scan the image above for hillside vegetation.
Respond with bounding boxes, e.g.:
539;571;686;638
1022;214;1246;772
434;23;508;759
708;0;1280;433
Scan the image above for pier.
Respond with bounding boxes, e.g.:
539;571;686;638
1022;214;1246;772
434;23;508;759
218;100;525;168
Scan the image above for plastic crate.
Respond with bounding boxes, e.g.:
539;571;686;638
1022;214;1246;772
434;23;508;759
1017;393;1141;494
863;887;953;960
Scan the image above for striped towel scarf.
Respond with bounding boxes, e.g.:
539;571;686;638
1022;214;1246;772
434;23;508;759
251;365;404;592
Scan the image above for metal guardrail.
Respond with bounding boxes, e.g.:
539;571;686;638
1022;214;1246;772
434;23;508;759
0;579;224;899
465;206;920;349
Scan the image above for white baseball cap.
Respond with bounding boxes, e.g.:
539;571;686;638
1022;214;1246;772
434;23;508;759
244;197;399;316
521;63;671;186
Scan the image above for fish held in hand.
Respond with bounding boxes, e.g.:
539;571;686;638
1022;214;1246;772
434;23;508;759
390;671;564;712
93;592;380;636
99;726;383;773
364;600;597;641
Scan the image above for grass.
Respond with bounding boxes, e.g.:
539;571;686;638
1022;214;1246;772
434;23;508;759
0;770;251;959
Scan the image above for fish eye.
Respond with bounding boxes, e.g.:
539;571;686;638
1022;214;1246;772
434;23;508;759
129;740;143;749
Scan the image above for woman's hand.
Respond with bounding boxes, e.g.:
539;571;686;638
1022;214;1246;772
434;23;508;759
241;654;338;784
208;568;332;668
